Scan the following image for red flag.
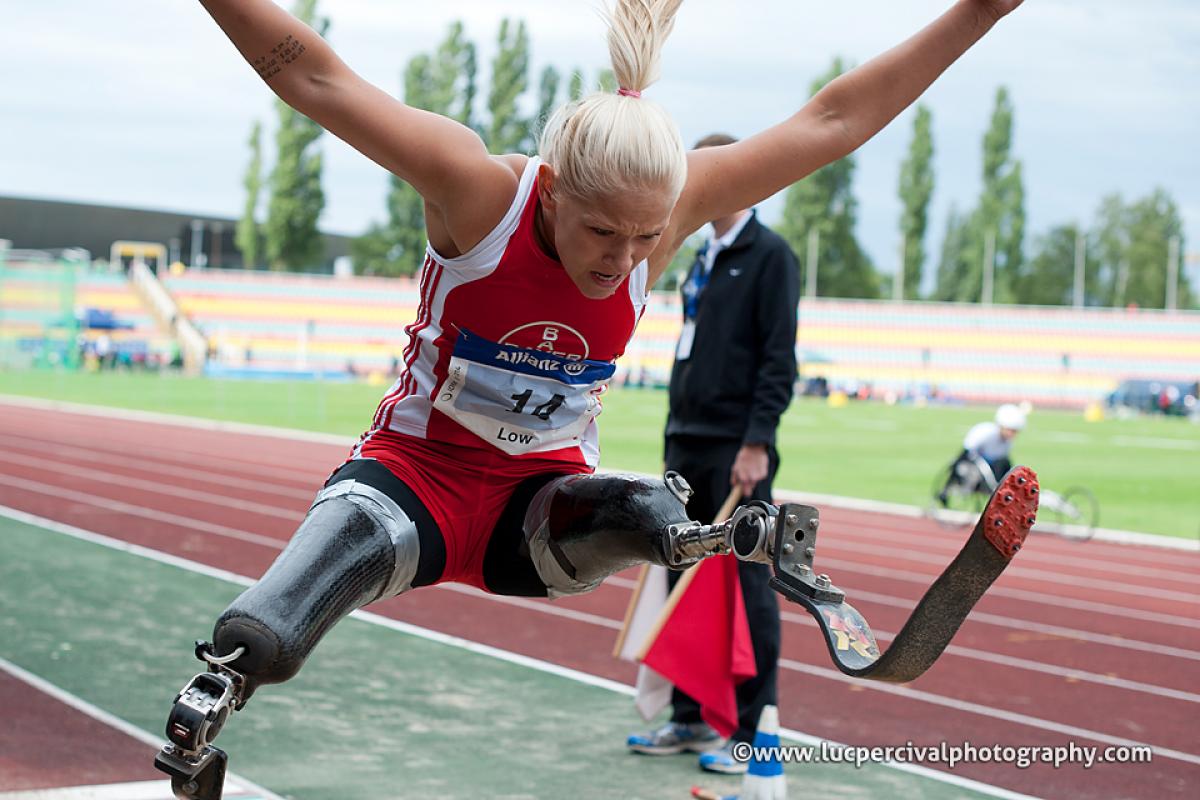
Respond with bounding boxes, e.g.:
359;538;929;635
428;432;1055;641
640;554;756;737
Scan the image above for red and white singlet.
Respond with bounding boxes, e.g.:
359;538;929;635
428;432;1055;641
355;156;647;469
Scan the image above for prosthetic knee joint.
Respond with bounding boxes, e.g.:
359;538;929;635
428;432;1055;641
155;478;422;800
522;471;780;597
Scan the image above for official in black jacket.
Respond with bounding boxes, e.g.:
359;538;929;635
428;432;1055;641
628;133;800;774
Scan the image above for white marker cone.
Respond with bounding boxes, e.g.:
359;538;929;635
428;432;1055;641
738;705;786;800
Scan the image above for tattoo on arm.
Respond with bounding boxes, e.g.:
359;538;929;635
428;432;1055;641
252;35;307;81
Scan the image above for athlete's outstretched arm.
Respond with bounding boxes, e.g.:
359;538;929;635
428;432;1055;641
669;0;1022;246
198;0;516;254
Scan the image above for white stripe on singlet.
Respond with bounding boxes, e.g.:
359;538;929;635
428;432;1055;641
359;159;542;450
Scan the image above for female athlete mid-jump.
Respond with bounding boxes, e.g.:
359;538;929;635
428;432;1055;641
156;3;1031;797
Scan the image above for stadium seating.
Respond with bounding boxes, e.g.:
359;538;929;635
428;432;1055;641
626;296;1200;409
0;261;173;369
163;269;418;379
157;268;1199;408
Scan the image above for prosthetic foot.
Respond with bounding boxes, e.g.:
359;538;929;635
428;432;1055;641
661;467;1039;682
760;466;1040;681
154;475;419;800
154;642;247;800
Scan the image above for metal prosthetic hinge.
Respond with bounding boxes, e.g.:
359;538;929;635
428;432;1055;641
765;504;846;605
154;641;246;800
663;501;781;568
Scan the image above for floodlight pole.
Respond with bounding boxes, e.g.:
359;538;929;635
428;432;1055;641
894;236;906;303
190;219;206;268
805;227;819;299
981;229;996;305
1073;225;1086;308
1166;235;1180;311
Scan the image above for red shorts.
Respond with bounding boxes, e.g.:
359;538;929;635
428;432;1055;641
353;429;590;590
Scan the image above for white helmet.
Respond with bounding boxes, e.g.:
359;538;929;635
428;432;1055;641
995;403;1027;431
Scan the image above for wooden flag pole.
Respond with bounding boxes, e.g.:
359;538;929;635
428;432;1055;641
625;486;744;661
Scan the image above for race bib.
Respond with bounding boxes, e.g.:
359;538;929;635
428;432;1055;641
434;329;615;455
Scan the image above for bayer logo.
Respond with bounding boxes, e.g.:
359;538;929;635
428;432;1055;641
500;322;590;360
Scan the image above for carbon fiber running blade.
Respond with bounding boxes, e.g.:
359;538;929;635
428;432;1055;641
769;466;1039;681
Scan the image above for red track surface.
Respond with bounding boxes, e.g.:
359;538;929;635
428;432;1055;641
1;400;1197;799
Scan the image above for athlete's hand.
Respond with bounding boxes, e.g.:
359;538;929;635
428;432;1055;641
730;443;769;498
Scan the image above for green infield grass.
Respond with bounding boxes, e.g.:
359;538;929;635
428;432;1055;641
2;369;1196;539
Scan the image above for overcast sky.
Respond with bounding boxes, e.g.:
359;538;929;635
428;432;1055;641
2;1;1198;290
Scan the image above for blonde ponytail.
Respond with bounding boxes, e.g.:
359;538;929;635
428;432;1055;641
538;0;687;201
606;0;684;95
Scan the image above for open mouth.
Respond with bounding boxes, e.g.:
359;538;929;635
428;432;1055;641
590;271;624;288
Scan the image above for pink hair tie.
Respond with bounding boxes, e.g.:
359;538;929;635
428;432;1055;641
617;87;642;98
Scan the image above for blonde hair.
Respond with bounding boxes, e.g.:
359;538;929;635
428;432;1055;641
538;0;687;201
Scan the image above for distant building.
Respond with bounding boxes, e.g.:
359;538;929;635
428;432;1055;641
0;195;353;271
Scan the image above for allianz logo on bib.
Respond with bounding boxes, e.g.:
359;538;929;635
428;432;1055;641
493;348;569;373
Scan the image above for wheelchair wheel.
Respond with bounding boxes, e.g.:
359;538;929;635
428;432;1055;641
1042;486;1099;542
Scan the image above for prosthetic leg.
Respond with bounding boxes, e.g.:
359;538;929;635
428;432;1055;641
520;471;780;597
527;467;1041;683
156;467;1038;798
155;479;422;800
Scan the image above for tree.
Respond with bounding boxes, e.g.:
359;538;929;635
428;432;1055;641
934;87;1025;302
1013;224;1084;306
235;121;263;269
264;0;328;270
1091;190;1190;309
597;68;617;94
487;18;531;153
897;105;934;300
777;58;878;298
352;23;477;277
568;69;585;102
934;205;970;301
1092;193;1132;306
536;66;561;131
977;87;1025;300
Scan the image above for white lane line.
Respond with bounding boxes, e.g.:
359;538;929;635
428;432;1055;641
0;394;355;447
0;780;264;799
1;471;1193;664
774;488;1199;552
779;658;1200;767
0;504;1036;800
0;658;282;800
1042;433;1093;444
436;583;624;630
842;419;899;431
0;425;324;487
847;586;1200;662
820;555;1200;637
828;523;1200;586
7;417;1190;592
0;432;316;502
600;575;1200;704
0;454;307;522
4;393;1195;551
1112;436;1200;451
774;610;1200;705
0;476;284;550
19;423;1190;592
820;536;1200;604
4;459;1190;635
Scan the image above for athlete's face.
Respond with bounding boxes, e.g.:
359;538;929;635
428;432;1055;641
538;168;675;299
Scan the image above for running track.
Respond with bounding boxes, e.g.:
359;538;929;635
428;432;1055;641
0;399;1197;799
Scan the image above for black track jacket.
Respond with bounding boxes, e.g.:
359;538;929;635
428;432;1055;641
666;212;800;447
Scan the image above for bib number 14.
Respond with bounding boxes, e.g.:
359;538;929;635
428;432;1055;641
509;389;567;421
